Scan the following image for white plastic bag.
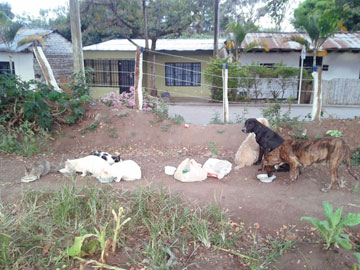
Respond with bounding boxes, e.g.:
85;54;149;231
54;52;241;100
202;158;232;179
174;158;208;182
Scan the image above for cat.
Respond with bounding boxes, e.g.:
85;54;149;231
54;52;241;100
105;160;141;182
90;150;121;165
59;155;111;178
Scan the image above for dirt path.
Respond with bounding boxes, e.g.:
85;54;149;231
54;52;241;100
1;102;360;269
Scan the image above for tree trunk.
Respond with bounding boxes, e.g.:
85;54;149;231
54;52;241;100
213;0;219;58
143;0;149;50
70;0;85;78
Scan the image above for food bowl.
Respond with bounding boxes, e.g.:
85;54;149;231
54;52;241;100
256;174;276;183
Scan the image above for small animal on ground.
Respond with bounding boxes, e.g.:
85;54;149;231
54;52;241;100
59;155;111;178
262;137;358;192
104;160;141;182
235;117;270;168
242;118;284;165
90;150;121;165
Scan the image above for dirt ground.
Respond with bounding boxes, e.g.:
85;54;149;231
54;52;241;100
1;101;360;269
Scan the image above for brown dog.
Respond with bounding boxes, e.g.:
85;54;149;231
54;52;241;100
263;138;358;191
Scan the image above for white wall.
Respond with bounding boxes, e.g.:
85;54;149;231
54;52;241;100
322;52;360;80
239;51;360;80
239;52;300;68
0;52;34;81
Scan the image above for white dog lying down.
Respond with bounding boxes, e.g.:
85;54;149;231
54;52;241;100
234;117;270;169
59;156;141;182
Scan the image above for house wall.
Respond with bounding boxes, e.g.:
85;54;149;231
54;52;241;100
322;52;360;80
239;51;360;80
83;51;135;98
0;52;34;81
33;32;74;84
152;51;212;99
83;50;213;99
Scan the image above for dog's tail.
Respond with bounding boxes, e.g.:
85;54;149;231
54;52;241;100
345;145;358;181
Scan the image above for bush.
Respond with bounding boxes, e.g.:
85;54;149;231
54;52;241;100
0;73;90;155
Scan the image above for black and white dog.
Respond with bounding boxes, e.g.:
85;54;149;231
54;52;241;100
90;151;121;165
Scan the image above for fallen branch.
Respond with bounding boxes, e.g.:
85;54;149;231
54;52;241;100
75;257;127;270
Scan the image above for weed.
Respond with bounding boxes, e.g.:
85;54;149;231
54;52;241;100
210;141;219;155
291;127;310;140
262;102;300;130
315;135;323;139
351;148;360;166
234;107;249;124
301;201;360;250
85;120;99;131
326;129;343;138
161;123;171;132
107;127;118;138
209;111;223;124
170;114;184;125
118;112;129;118
354;253;360;269
216;129;225;134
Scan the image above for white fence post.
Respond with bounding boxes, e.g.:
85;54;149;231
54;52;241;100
222;63;229;123
134;47;144;110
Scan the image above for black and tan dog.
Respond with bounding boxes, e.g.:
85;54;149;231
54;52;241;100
242;118;284;165
263;137;358;191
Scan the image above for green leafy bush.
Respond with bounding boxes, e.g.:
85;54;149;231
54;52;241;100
301;201;360;250
262;102;300;130
0;73;90;155
326;129;343;138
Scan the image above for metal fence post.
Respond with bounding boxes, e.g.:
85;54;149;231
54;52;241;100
222;63;229;123
134;47;144;110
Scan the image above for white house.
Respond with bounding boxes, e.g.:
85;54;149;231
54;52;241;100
0;28;73;83
239;31;360;80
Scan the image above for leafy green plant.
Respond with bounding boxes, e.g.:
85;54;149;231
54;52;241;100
262;102;300;130
170;114;184;125
0;233;11;269
301;201;360;250
210;141;219;155
209;111;223;124
352;148;360;166
326;129;343;138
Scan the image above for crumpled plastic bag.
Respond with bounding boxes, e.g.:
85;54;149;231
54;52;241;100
202;158;232;179
174;158;208;182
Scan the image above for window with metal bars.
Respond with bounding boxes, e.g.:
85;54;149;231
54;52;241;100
0;61;15;74
165;62;201;86
84;59;135;92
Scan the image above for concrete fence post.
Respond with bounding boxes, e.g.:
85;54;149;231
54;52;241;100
222;63;229;123
134;47;144;110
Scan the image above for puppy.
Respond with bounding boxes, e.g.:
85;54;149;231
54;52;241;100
235;117;270;168
90;150;121;165
263;138;358;191
105;160;141;182
59;155;111;178
242;118;284;165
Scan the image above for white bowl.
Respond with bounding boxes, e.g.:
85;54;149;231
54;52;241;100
256;174;276;183
164;166;177;176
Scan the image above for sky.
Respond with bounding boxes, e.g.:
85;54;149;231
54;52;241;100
5;0;302;31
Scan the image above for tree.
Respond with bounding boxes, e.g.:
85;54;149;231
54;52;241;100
334;0;360;31
292;0;339;67
261;0;290;30
0;12;22;74
225;20;259;61
0;2;14;20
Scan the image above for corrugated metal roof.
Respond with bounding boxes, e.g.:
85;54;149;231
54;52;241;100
83;38;226;51
242;32;360;52
0;28;53;53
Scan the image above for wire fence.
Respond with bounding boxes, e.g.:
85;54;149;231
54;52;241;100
84;48;316;104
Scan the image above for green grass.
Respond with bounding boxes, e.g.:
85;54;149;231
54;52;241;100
0;183;296;269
